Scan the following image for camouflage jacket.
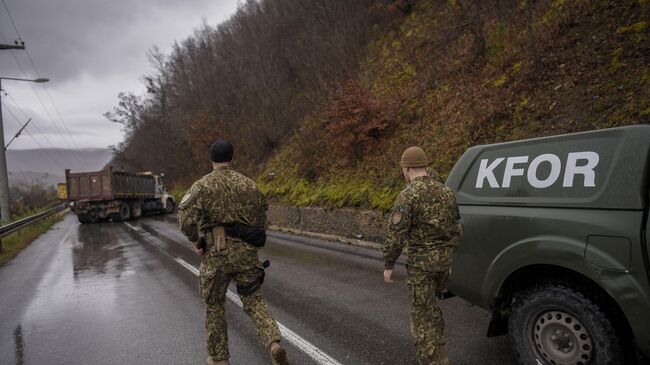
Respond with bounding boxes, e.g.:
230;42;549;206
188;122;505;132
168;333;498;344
383;175;461;271
178;166;267;244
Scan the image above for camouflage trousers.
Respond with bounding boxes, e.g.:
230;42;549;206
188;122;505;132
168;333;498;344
407;265;448;365
199;241;281;361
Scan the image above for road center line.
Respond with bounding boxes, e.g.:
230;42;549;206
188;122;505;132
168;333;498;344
124;222;342;365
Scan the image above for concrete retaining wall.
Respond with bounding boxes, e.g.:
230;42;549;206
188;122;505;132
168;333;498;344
267;205;388;244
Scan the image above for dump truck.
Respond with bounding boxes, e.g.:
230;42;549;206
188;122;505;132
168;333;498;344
65;167;175;224
445;125;650;365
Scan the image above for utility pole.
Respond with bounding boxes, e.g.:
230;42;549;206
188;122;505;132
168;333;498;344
0;76;49;223
0;77;10;224
0;39;49;223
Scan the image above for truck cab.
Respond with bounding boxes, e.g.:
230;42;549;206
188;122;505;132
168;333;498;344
445;125;650;365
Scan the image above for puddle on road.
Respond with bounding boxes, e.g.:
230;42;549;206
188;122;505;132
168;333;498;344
73;224;129;279
17;222;142;356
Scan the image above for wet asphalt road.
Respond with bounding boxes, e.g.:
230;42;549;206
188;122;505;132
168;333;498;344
0;213;513;365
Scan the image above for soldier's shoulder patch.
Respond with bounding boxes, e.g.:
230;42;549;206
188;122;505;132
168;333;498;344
391;210;403;225
179;191;196;209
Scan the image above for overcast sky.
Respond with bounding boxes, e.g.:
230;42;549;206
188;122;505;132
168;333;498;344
0;0;239;151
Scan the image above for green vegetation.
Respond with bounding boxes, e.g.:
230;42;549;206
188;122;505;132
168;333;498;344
259;0;649;210
259;169;399;212
170;185;189;207
1;182;63;266
0;214;63;266
113;0;649;212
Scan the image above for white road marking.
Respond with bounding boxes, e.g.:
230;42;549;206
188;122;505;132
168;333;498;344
60;221;76;244
124;221;342;365
174;257;199;276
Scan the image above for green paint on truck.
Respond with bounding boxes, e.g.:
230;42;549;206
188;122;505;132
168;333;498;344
446;125;650;365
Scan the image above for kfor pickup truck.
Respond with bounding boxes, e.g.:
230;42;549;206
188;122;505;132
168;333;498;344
446;125;650;365
65;167;175;224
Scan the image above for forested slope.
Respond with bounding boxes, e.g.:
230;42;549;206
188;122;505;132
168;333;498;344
108;0;650;211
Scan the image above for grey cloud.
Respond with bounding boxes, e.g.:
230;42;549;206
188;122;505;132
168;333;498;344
1;0;239;150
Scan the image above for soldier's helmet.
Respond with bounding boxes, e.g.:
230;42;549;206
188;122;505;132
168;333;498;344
400;146;429;168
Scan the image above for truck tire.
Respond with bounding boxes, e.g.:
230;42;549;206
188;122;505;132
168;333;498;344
77;212;98;224
130;202;142;220
163;198;175;214
77;214;90;224
508;284;628;365
110;203;131;222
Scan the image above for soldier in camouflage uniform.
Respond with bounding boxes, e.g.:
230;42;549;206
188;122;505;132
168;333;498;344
178;139;289;365
383;147;461;365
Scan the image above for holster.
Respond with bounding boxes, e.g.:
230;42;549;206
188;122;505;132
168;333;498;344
211;226;227;252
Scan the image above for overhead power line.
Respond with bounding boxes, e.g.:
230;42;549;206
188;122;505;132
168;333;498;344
0;25;91;170
1;0;21;38
3;90;68;152
1;0;94;169
1;100;70;166
0;101;66;171
23;130;67;171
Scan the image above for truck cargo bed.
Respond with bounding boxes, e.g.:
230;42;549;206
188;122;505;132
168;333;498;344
66;168;157;201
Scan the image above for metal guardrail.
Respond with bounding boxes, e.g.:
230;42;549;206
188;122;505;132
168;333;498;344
0;203;68;241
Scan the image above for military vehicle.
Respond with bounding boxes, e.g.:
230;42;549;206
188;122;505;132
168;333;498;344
445;125;650;365
65;167;175;224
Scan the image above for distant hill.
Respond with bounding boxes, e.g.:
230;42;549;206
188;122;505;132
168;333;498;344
6;148;113;187
8;171;64;187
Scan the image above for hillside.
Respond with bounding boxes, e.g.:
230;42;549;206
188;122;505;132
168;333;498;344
259;0;650;211
8;171;64;188
110;0;649;211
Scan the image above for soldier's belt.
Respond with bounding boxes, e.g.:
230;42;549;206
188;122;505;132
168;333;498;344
224;223;266;248
210;223;267;251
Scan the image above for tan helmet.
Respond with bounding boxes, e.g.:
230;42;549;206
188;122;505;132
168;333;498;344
400;146;429;168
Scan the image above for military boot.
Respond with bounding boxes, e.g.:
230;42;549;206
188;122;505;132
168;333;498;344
268;342;289;365
206;356;229;365
432;346;452;365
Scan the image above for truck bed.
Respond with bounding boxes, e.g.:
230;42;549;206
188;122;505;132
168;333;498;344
66;168;157;201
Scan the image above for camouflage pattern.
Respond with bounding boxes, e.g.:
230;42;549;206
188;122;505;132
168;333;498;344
178;166;267;244
383;174;461;365
178;166;280;361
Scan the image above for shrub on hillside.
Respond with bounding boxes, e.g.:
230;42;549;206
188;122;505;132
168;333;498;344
324;79;397;167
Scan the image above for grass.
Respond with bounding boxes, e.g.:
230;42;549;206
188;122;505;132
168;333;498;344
0;213;64;266
170;185;189;206
259;172;401;212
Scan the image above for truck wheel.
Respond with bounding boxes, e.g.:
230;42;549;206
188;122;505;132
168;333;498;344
77;214;90;224
77;212;98;224
130;202;142;220
163;198;175;214
110;203;131;222
508;284;628;365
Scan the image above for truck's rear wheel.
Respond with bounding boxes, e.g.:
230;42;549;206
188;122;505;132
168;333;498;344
130;202;142;220
110;203;131;222
508;284;628;365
